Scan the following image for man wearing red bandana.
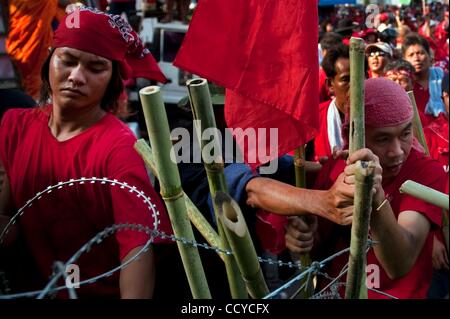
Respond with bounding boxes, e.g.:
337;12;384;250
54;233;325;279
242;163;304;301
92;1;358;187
0;7;172;298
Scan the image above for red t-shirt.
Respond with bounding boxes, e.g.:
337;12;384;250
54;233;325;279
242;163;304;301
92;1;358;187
424;113;449;172
314;148;446;299
313;100;340;161
413;82;436;127
318;67;331;103
0;108;172;297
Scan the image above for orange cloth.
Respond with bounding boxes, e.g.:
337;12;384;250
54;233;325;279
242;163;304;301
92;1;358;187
6;0;58;99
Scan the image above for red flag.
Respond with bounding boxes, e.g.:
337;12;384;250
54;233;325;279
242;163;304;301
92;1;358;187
174;0;319;168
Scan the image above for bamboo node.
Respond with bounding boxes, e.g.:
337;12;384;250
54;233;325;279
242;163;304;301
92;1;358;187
161;190;184;202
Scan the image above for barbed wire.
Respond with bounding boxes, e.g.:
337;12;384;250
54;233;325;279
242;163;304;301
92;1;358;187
0;177;160;244
0;178;396;300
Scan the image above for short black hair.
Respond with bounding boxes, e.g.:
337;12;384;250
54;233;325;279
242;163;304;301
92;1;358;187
320;32;343;52
321;44;349;78
384;59;415;74
402;33;431;56
39;48;124;115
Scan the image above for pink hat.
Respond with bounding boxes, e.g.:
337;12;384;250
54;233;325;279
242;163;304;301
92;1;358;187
341;78;414;147
364;77;413;128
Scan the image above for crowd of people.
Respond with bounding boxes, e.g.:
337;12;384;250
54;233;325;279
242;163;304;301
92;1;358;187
0;0;448;299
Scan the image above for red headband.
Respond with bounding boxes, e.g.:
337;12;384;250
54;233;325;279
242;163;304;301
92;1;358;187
53;7;167;83
385;69;414;79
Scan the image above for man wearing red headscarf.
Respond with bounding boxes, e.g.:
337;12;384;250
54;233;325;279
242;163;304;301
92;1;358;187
285;78;447;299
0;7;170;298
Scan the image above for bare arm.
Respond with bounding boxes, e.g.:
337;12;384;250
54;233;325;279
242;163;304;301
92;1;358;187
245;176;354;225
370;205;430;279
119;246;155;299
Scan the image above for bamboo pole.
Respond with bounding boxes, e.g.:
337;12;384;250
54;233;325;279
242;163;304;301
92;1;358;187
294;146;307;188
399;180;449;211
345;161;376;299
186;78;248;298
345;37;370;299
293;145;313;298
139;86;211;298
214;192;269;298
134;140;223;258
348;37;366;154
407;91;430;155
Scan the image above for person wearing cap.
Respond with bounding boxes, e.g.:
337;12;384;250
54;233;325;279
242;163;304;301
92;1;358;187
285;78;447;298
384;59;416;92
0;7;172;298
366;42;393;78
402;33;446;127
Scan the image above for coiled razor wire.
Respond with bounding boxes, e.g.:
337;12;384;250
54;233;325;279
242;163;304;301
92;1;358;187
0;178;398;299
0;222;396;299
0;178;160;299
0;177;160;245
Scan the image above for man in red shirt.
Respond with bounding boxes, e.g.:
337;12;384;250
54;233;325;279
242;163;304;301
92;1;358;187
314;44;350;161
318;32;344;103
285;78;447;298
0;7;171;298
403;33;446;127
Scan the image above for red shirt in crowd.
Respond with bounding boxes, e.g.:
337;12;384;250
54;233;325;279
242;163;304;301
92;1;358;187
313;100;344;161
318;67;331;103
413;82;437;127
0;107;172;297
314;148;447;299
424;113;449;172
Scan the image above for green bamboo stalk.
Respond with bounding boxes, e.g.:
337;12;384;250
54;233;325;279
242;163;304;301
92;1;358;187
186;78;248;298
134;139;223;258
139;86;211;299
345;37;369;299
293;146;313;298
345;161;376;299
349;37;366;153
214;192;269;298
399;180;449;210
407;91;430;155
294;146;307;188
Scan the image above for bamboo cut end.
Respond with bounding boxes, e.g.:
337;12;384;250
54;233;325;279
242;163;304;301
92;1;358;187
187;78;207;87
214;191;246;237
355;160;376;180
139;86;160;96
349;37;365;51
